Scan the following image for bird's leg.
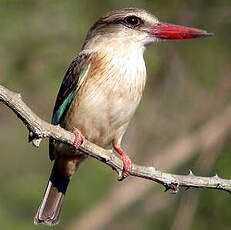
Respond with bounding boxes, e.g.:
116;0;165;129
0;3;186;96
113;144;132;180
72;128;84;149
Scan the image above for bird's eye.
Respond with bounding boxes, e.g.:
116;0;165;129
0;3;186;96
124;16;141;27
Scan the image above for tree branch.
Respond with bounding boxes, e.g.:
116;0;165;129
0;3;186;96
1;84;231;193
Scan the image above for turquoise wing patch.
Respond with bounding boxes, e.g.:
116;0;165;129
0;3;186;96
52;65;89;125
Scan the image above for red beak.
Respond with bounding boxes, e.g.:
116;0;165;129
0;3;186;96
150;22;213;40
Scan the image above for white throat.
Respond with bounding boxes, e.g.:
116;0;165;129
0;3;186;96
81;36;147;101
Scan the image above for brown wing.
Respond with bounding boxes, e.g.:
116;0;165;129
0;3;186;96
49;53;89;160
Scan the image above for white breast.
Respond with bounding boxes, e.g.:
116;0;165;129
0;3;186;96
65;46;147;147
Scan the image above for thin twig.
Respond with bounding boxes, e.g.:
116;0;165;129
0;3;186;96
1;84;231;193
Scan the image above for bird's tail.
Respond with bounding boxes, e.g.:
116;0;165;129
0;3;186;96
34;164;70;226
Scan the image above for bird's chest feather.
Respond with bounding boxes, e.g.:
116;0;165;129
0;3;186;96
63;51;146;146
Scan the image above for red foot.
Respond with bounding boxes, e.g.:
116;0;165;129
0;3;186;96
72;129;84;149
113;145;132;180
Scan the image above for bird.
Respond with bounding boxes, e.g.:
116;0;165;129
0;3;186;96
34;7;212;226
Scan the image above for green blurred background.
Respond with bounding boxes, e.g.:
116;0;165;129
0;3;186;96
1;0;231;229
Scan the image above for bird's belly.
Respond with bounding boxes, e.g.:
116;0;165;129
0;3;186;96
63;86;141;148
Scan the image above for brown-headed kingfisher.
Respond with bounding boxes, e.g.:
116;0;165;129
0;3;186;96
34;8;212;226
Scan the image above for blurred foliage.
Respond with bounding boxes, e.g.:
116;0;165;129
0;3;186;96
0;0;231;229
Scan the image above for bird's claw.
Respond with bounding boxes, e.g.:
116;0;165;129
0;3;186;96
72;129;84;149
120;153;131;179
113;145;132;180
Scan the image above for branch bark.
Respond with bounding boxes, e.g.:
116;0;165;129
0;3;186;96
1;84;231;193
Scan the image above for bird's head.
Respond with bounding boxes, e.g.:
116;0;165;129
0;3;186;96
82;8;212;53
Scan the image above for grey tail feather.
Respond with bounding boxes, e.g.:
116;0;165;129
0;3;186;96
34;164;70;226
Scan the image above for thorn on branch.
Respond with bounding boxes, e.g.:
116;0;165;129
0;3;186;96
164;182;179;194
32;138;42;148
28;132;42;148
170;183;179;194
28;131;35;142
214;174;220;179
164;184;170;192
216;182;221;188
188;169;195;177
